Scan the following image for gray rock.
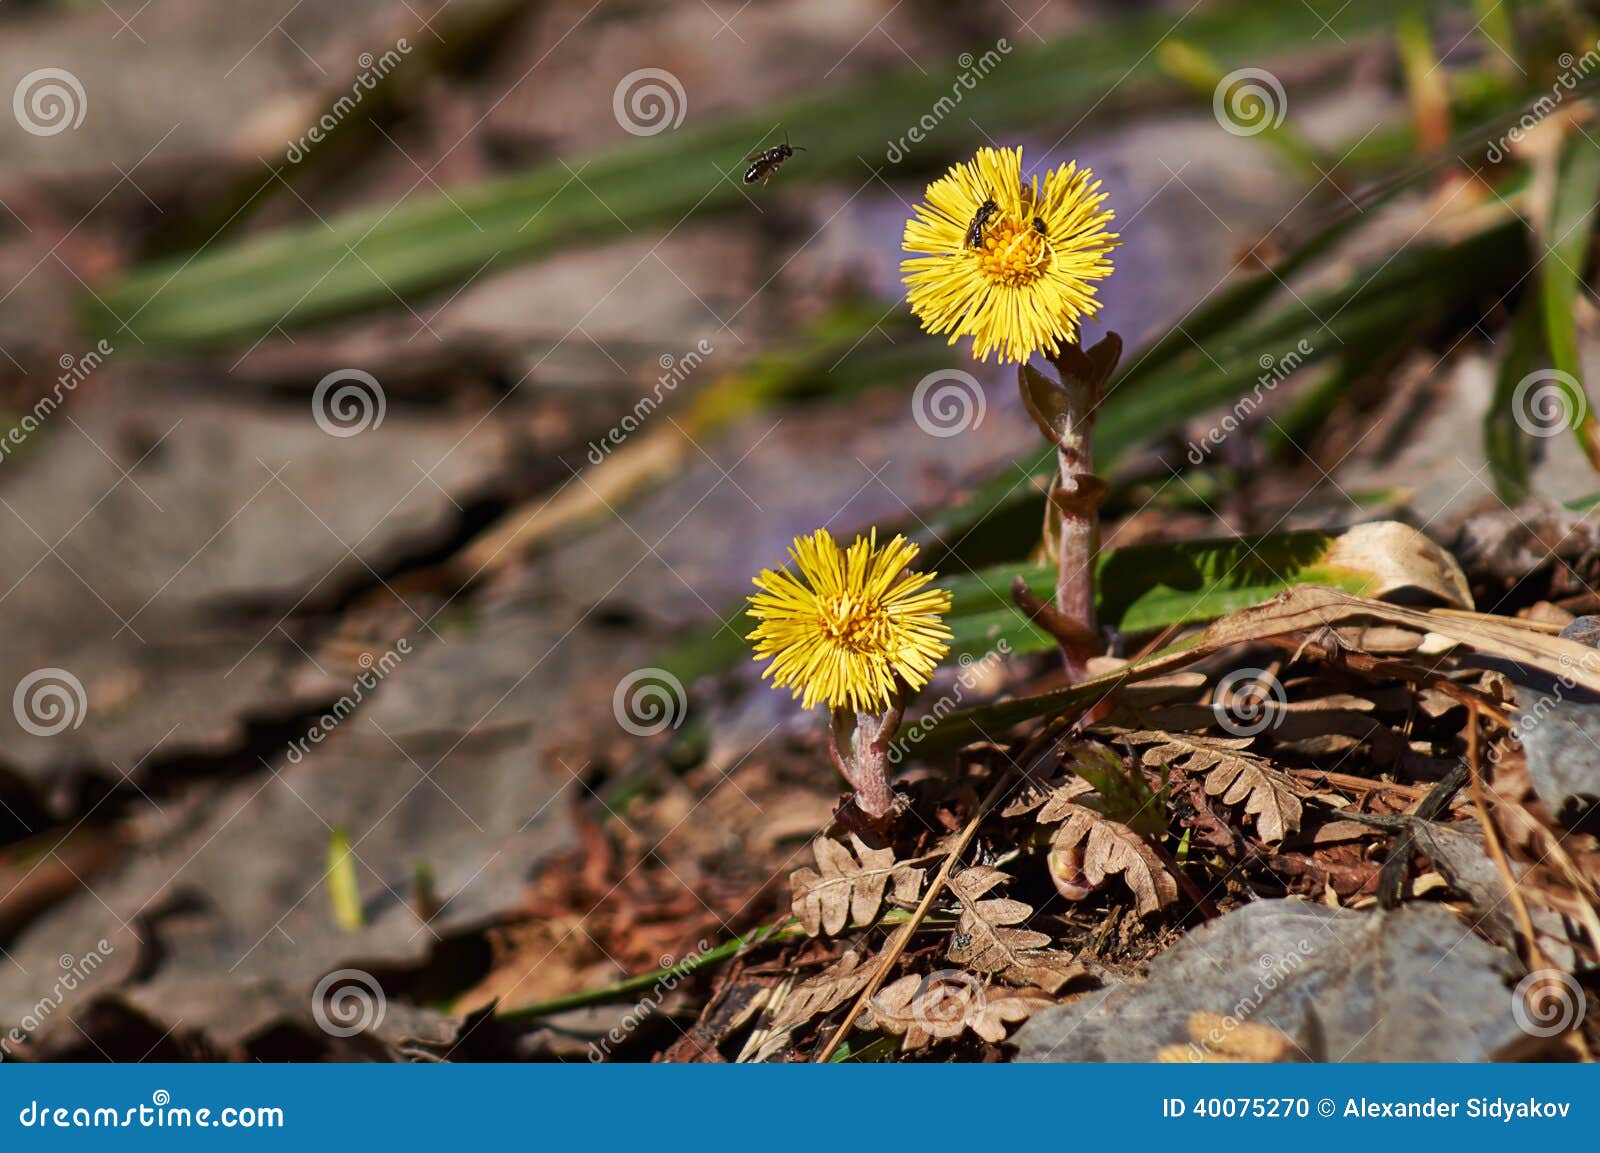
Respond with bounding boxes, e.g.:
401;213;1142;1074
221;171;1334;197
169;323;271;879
1012;900;1523;1062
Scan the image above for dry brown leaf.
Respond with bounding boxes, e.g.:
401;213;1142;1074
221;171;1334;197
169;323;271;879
934;587;1600;759
1131;731;1305;843
1000;772;1065;818
1226;588;1600;689
1034;776;1097;824
865;971;1052;1050
966;987;1057;1044
867;973;971;1050
766;948;873;1035
789;834;924;937
1319;521;1473;608
945;866;1082;991
1051;805;1178;917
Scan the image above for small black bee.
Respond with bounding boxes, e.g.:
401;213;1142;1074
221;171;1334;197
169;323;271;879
965;198;1000;249
1032;216;1047;236
743;131;805;185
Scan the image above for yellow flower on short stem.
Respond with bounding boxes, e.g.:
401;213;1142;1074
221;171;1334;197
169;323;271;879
747;528;951;819
902;146;1118;365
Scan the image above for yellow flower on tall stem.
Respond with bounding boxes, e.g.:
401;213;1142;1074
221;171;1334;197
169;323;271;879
903;146;1123;688
902;146;1118;364
747;528;951;714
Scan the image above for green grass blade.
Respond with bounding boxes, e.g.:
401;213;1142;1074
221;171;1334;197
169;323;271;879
326;826;364;931
91;0;1433;347
1537;127;1600;467
1484;292;1544;501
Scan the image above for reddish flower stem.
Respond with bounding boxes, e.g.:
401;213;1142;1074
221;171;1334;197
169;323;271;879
828;697;905;821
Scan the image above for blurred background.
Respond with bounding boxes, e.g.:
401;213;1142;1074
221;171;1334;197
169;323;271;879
0;0;1597;1060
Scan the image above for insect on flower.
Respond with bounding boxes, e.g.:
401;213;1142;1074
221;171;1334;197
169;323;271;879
965;198;1000;249
743;130;806;186
903;146;1119;363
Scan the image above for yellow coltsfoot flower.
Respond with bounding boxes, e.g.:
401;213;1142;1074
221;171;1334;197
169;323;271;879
902;145;1118;364
747;528;952;714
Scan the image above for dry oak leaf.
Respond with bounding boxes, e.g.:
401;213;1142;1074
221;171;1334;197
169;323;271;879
790;834;924;937
1131;731;1305;843
947;866;1084;992
866;972;1053;1050
1051;806;1178;917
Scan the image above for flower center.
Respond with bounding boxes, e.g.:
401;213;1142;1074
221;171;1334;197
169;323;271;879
975;219;1048;286
817;594;890;652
